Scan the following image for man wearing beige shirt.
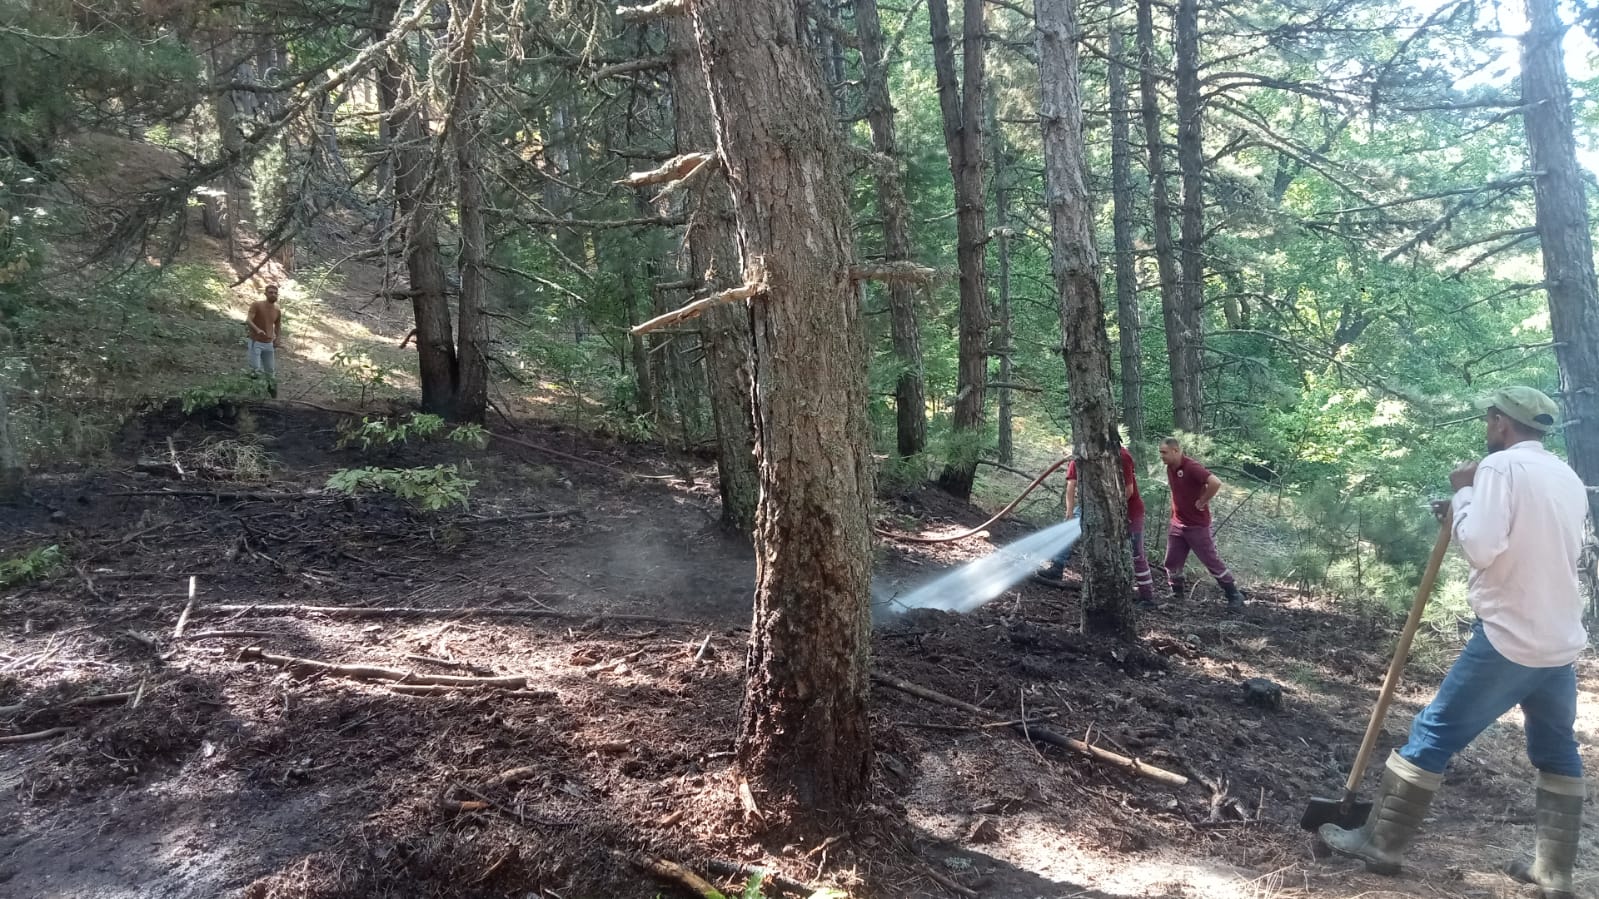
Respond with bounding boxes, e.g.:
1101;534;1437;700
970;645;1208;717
1321;387;1588;898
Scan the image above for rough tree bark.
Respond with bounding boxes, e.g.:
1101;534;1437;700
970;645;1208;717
1037;0;1137;639
1522;0;1599;538
1137;0;1182;436
990;86;1015;465
1172;0;1205;432
856;0;928;461
449;0;488;423
930;0;990;499
686;0;875;814
377;0;458;416
667;18;758;535
0;384;20;502
1108;9;1145;443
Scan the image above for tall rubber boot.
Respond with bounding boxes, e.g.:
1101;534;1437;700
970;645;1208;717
1222;582;1246;610
1319;752;1441;875
1505;771;1584;899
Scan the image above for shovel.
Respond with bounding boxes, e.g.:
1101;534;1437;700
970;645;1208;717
1299;510;1453;832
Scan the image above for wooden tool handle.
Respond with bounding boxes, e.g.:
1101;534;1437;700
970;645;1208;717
1343;509;1453;797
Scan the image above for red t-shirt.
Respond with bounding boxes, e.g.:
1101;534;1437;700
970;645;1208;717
1065;446;1146;525
1167;455;1214;527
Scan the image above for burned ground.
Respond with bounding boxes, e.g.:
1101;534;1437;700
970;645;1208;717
1;403;1593;898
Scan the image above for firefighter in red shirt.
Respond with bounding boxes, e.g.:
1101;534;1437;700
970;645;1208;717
1035;445;1158;607
1158;437;1246;610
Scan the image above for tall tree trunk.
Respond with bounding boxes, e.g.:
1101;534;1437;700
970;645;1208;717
686;0;874;814
0;382;20;502
1171;0;1205;432
669;19;757;535
930;0;990;499
449;0;488;423
990;86;1014;465
207;18;252;251
1108;9;1144;443
1522;0;1599;537
1136;0;1181;436
1037;0;1136;639
856;0;927;461
377;0;457;416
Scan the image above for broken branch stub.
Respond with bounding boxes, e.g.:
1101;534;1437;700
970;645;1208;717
848;260;942;285
619;152;713;189
631;261;770;336
616;0;687;21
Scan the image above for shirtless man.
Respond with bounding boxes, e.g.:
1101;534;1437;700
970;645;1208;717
246;284;283;397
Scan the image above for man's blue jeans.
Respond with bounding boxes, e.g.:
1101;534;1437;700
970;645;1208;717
1398;620;1582;778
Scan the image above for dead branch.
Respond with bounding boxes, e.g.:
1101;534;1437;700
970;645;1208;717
925;866;980;898
0;691;134;717
182;630;277;641
616;0;687;21
620;152;714;189
204;604;696;627
651;154;720;205
516;213;686;229
107;489;321;501
389;684;556;698
870;672;1189;787
631;266;769;336
592;55;673;80
0;727;72;744
236;647;528;688
848;261;942;285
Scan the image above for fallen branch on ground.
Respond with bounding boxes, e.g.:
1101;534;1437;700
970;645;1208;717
0;691;135;717
628;854;726;899
0;727;72;744
237;647;528;688
388;684;556;699
871;672;1188;787
205;604;696;627
182;629;278;641
107;489;320;501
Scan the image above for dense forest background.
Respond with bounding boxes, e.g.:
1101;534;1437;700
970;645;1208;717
2;0;1596;616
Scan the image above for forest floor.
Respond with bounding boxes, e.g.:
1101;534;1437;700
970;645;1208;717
6;133;1594;899
2;400;1597;899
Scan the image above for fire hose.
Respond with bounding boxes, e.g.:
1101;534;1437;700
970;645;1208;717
874;457;1071;544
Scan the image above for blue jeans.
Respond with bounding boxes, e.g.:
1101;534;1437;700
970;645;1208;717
1399;620;1582;778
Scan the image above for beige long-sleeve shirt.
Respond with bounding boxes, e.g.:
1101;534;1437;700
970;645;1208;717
1450;440;1588;667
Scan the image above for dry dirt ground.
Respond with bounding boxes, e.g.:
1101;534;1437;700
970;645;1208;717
2;404;1597;899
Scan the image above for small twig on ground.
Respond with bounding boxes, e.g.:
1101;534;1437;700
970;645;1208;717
693;634;714;662
237;647;530;689
583;649;646;676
